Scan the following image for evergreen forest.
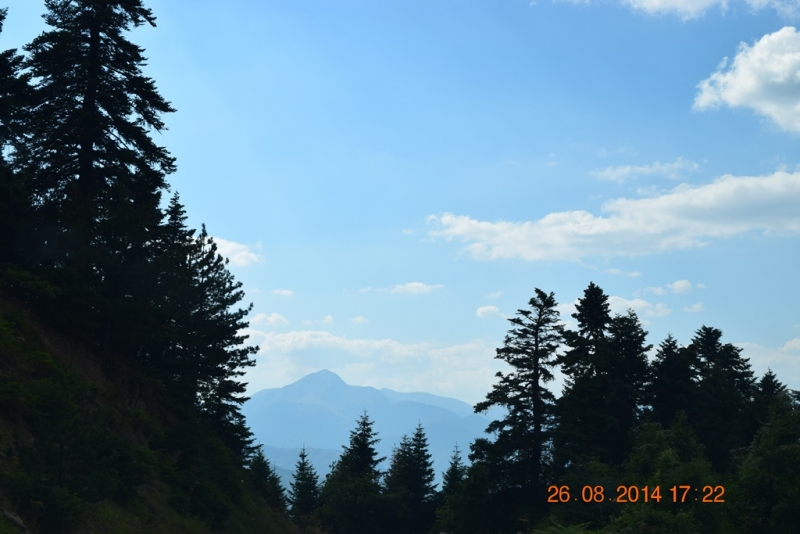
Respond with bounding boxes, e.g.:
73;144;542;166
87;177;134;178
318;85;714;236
0;1;798;533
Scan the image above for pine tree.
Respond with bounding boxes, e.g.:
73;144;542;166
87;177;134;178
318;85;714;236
249;448;287;513
441;444;467;499
472;288;563;521
555;283;650;467
288;446;320;525
384;424;436;533
688;326;756;471
20;0;176;348
318;412;388;533
649;334;698;427
0;8;33;268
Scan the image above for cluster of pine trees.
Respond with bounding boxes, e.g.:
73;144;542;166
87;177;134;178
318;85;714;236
0;2;293;531
263;284;799;534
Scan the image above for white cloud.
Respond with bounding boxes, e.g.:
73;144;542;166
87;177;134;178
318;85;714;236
428;171;800;262
622;0;726;19
322;315;334;324
351;316;369;324
213;237;261;266
737;339;800;390
641;279;700;295
606;269;643;277
668;279;693;293
608;296;671;320
695;27;800;133
620;0;799;19
272;289;294;297
251;312;289;326
487;291;503;298
390;282;444;294
360;282;444;294
476;305;502;319
593;157;699;183
684;302;705;313
241;330;507;404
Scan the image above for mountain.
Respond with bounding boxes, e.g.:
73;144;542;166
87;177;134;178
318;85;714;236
242;370;494;488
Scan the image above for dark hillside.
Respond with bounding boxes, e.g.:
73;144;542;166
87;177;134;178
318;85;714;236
0;292;295;533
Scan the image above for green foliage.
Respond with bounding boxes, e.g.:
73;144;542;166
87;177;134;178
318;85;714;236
249;448;287;514
727;391;800;533
384;424;436;533
687;326;756;472
288;446;321;529
432;462;493;534
318;412;388;533
472;288;563;523
440;444;468;499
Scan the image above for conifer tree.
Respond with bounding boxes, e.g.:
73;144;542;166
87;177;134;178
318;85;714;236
249;448;287;513
20;0;176;347
288;446;320;524
688;326;756;470
472;288;563;520
0;8;33;268
441;444;468;499
555;283;650;467
384;424;436;533
318;412;387;533
649;334;698;427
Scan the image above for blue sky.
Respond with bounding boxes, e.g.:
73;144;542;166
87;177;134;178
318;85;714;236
4;0;800;404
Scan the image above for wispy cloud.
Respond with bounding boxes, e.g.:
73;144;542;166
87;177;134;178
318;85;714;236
476;305;503;319
272;289;294;297
213;237;261;266
592;157;698;183
251;312;289;326
606;269;643;277
428;171;800;262
361;282;444;294
684;302;704;313
352;316;369;324
641;279;700;295
695;27;800;133
737;338;800;389
608;296;671;321
620;0;798;20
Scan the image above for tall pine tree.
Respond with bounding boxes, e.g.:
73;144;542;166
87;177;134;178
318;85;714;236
20;0;175;348
472;288;563;523
319;412;387;533
555;283;650;467
688;325;756;471
288;446;320;526
384;423;436;533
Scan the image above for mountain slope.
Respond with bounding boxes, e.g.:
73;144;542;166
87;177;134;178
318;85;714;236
242;370;492;486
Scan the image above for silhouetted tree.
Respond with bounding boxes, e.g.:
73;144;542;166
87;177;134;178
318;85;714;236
384;423;436;533
249;448;287;513
318;412;387;533
473;288;563;519
0;8;33;268
440;444;468;499
289;446;320;525
688;326;756;471
649;334;698;427
20;0;176;348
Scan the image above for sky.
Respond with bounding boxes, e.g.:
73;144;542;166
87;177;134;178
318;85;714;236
3;0;800;405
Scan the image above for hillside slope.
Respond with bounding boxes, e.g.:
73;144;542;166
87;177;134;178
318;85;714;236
0;294;295;534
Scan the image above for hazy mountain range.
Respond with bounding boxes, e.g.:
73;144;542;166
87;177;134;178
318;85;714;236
242;369;500;488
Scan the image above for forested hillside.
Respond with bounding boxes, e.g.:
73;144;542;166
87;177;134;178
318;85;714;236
1;2;798;534
0;1;294;532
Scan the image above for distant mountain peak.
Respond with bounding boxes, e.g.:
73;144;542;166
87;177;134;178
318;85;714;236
290;369;347;388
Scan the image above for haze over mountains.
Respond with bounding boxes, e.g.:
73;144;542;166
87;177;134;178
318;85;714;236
242;369;499;487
